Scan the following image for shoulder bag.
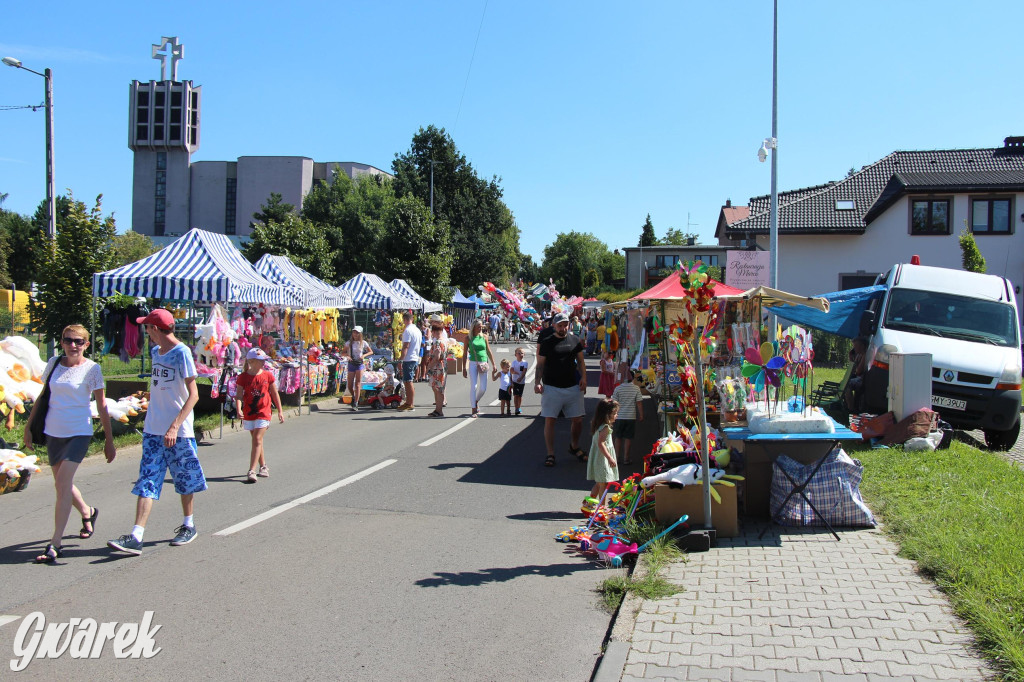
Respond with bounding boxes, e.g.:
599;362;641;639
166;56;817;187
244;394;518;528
28;359;60;446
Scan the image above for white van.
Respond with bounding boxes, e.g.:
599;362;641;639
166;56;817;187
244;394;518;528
860;261;1022;450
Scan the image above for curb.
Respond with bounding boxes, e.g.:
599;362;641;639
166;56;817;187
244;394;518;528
591;561;648;682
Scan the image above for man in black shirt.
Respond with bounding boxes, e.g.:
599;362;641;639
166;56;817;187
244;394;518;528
534;312;587;467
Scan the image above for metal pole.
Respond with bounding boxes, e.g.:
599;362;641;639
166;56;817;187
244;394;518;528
768;0;779;291
693;323;713;527
44;67;56;361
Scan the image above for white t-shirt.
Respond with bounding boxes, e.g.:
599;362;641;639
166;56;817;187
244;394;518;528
401;324;423;363
499;372;512;391
43;357;105;438
146;343;197;438
510;359;529;385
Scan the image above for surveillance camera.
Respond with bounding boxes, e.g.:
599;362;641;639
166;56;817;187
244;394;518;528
757;147;768;163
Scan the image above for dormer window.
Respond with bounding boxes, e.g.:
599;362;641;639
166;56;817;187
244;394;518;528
835;200;855;210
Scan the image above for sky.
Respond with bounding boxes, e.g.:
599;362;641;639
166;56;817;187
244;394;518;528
2;1;1023;264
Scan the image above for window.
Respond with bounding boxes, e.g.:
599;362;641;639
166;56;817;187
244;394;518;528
971;198;1013;234
155;170;166;197
225;178;237;235
655;255;680;269
136;125;148;141
911;199;950;235
840;273;879;290
693;254;720;267
137;91;149;106
836;200;855;210
156;152;166;170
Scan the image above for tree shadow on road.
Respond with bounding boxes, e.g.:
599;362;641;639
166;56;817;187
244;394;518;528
415;560;604;588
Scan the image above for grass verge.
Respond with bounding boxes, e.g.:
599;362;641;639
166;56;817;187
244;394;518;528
857;442;1024;680
597;520;687;612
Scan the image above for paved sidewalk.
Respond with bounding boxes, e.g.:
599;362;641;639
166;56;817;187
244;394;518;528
611;521;991;681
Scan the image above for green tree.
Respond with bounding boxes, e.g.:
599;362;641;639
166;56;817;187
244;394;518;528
541;231;611;296
392;125;520;289
639;214;657;247
375;195;452;301
253;193;296;226
659;227;698;245
516;252;542;285
31;193;115;345
600;250;626;284
242;214;335;283
109;230;157;268
959;225;986;273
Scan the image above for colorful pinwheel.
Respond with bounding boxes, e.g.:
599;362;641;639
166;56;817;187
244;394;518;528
742;341;786;394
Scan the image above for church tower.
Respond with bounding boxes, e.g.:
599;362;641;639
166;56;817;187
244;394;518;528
128;37;201;237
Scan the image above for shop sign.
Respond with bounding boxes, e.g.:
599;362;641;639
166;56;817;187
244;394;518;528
726;250;769;289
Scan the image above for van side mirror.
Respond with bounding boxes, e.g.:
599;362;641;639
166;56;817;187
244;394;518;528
859;310;876;337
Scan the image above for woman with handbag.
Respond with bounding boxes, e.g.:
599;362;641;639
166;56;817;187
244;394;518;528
25;325;117;564
461;319;497;418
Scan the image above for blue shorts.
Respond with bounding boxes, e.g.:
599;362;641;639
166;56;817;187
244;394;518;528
401;360;417;383
132;433;207;500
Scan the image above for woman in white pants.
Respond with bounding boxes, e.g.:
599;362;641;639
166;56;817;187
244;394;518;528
462;319;497;418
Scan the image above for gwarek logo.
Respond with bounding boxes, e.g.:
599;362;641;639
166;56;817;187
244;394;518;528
10;611;161;672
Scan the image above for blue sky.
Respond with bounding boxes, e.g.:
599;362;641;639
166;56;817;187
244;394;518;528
2;1;1023;263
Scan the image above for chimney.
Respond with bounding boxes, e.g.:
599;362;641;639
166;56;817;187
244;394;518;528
725;199;732;208
687;237;696;246
1004;136;1024;149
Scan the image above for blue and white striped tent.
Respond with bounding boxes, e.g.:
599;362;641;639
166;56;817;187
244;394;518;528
92;228;302;305
338;273;416;310
389;279;441;313
254;254;354;309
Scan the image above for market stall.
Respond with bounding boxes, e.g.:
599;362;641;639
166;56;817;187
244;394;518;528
338;272;418;369
389;278;442;313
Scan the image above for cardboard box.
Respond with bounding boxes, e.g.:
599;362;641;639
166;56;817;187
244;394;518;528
446;358;457;375
654;483;738;537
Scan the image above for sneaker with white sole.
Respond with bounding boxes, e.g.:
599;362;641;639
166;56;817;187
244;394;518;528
108;534;143;556
170;525;197;546
246;470;257;483
258;466;270;478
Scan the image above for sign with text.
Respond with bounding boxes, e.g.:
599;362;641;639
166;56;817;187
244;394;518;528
726;250;769;289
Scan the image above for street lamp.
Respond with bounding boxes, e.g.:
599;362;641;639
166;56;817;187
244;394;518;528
755;0;780;292
3;56;56;359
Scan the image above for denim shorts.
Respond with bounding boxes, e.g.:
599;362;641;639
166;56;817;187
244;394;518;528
132;433;207;500
401;360;417;383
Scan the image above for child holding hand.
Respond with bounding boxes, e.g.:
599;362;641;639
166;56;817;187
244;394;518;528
236;348;284;484
497;359;513;416
586;398;620;499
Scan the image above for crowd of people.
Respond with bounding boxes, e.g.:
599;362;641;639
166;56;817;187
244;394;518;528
26;305;642;562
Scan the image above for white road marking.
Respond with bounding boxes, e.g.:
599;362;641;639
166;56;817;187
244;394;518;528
494;347;510;353
418;417;474;446
214;459;397;536
0;615;20;629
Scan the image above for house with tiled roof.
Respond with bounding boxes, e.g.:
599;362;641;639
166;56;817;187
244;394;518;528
716;136;1024;319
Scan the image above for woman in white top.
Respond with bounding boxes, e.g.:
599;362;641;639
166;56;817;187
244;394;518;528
25;325;117;563
341;326;373;411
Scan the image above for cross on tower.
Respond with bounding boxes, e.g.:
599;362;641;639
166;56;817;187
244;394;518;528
151;36;184;81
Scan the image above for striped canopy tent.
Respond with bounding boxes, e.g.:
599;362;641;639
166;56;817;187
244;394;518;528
338;273;417;310
389;279;441;313
254;254;354;309
92;228;302;305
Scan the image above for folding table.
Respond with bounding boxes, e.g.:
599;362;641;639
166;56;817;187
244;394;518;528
722;419;862;541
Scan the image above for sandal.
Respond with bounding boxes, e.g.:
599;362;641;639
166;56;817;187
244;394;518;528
569;446;588;463
426;411;440;417
80;507;98;539
544;454;556;467
34;543;63;564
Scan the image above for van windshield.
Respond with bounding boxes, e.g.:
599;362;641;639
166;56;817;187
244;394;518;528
883;288;1019;347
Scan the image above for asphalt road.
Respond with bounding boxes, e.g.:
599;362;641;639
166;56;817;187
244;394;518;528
0;346;628;681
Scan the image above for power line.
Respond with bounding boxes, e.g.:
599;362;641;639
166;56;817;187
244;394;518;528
453;0;488;135
0;103;44;111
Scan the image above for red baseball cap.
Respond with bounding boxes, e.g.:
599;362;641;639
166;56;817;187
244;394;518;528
137;308;175;332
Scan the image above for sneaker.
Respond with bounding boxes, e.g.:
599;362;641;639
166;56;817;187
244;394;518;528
515;409;522;415
396;404;412;412
170;525;197;546
258;465;270;478
352;403;359;411
108;534;142;556
246;470;258;483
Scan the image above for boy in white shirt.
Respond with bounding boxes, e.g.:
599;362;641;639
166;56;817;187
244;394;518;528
497;359;513;416
509;347;529;416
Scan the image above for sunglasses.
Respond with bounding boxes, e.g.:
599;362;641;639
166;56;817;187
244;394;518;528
62;337;87;346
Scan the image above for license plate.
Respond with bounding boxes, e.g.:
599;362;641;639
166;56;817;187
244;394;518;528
932;395;966;411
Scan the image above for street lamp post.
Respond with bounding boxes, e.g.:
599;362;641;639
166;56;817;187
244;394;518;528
3;56;56;359
755;0;779;291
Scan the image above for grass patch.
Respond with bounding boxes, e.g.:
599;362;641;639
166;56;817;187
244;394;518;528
597;522;687;612
858;443;1024;680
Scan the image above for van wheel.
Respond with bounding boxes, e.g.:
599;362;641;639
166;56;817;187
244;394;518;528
984;421;1020;451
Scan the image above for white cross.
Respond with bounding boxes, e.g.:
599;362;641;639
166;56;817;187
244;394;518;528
151;36;184;81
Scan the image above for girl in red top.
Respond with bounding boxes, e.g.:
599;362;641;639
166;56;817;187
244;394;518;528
235;348;284;484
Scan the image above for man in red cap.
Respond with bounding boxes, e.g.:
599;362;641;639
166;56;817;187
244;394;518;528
108;308;206;555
